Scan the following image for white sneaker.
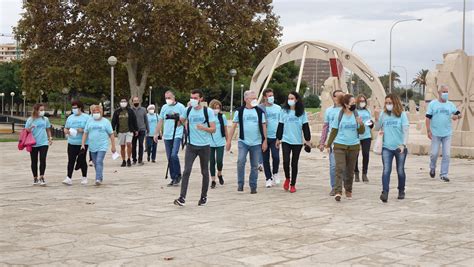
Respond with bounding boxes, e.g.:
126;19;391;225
95;180;102;186
265;179;273;188
273;173;281;185
62;177;72;186
81;177;88;185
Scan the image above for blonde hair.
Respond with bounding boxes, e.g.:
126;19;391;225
91;104;103;115
209;99;222;110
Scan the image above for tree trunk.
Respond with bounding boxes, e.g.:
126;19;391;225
125;53;149;103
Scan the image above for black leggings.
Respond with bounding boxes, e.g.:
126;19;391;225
282;142;303;186
67;144;88;178
355;138;371;174
30;146;49;178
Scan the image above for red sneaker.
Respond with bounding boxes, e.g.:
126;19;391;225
290;185;296;193
283;179;290;191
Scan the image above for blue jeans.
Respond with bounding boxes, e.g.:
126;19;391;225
90;151;106;181
262;138;280;180
164;138;182;180
146;136;157;161
430;135;451;177
237;142;261;189
382;147;407;193
329;148;336;189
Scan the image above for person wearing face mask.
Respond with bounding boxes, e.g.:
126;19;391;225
374;94;409;202
131;96;149;166
174;89;216;207
354;94;373;183
208;99;228;189
327;94;365;202
25;103;52;186
146;104;158;163
319;89;345;196
425;84;461;182
258;88;282;188
82;105;116;185
275;91;311;193
154;90;187;186
226;90;268;194
62;100;90;186
112;98;138;167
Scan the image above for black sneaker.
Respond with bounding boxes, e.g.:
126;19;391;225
147;156;150;162
354;172;360;182
167;180;176;187
127;159;132;167
33;178;39;186
176;175;182;184
174;197;185;206
198;197;207;206
238;185;244;192
133;160;137;165
74;162;81;171
152;160;156;163
398;191;405;200
440;176;450;182
138;161;144;166
218;175;224;185
121;160;126;167
430;169;435;178
380;191;388;203
211;181;216;189
250;188;257;194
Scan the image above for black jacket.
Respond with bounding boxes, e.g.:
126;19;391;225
112;107;139;133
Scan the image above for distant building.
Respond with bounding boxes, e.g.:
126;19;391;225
295;59;330;95
0;43;24;63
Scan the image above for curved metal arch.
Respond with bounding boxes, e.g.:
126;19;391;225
250;40;386;107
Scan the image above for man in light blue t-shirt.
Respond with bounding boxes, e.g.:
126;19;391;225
174;89;216;207
227;90;268;194
425;84;461;182
258;88;282;188
154;90;186;186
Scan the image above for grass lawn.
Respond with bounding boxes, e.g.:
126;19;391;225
0;138;18;142
48;117;66;126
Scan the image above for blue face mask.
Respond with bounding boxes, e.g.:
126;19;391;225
441;93;448;101
267;96;274;104
288;100;295;107
72;108;79;115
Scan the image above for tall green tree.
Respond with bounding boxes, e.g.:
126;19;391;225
412;69;429;97
15;0;281;106
379;71;401;91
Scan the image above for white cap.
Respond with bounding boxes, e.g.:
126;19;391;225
147;104;155;110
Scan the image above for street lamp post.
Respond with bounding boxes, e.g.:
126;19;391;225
22;91;26;117
389;18;422;93
229;69;237;119
62;87;70;119
10;92;15;117
393;65;408;104
149;86;152;106
39;90;44;103
108;56;118;116
240;84;244;106
0;93;4;114
350;39;375;94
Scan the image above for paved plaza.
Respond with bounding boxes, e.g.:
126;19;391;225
0;140;473;266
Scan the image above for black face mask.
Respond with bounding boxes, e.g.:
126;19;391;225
133;103;139;107
349;104;356;111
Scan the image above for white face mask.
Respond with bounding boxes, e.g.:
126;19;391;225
166;99;174;105
39;110;45;117
92;113;101;120
214;109;220;114
120;102;127;108
190;99;199;107
267;96;275;104
148;109;155;114
359;102;366;108
288;100;296;107
250;99;258;107
72;108;79;115
386;104;394;111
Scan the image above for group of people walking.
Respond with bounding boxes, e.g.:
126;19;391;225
23;84;460;205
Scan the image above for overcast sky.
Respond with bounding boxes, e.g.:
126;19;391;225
1;0;472;83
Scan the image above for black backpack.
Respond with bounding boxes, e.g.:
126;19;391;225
216;113;226;138
186;106;210;144
236;106;265;143
336;109;360;137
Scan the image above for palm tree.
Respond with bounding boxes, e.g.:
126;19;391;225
412;69;429;97
379;71;401;92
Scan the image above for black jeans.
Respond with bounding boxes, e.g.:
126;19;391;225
67;144;88;178
30;146;49;177
282;142;303;186
132;130;146;162
355;138;371;174
262;138;280;180
180;144;210;200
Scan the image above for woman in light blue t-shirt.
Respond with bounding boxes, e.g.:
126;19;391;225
354;94;374;183
209;99;228;188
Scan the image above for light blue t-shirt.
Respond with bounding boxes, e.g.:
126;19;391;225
158;102;186;140
233;108;266;146
426;99;458;137
210;113;227;148
184;107;216;146
65;113;90;145
378;111;409;150
84;118;113;152
331;112;360;146
260;104;281;139
25;116;51;147
147;113;159;137
279;109;308;145
357;108;372;140
324;106;342;136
